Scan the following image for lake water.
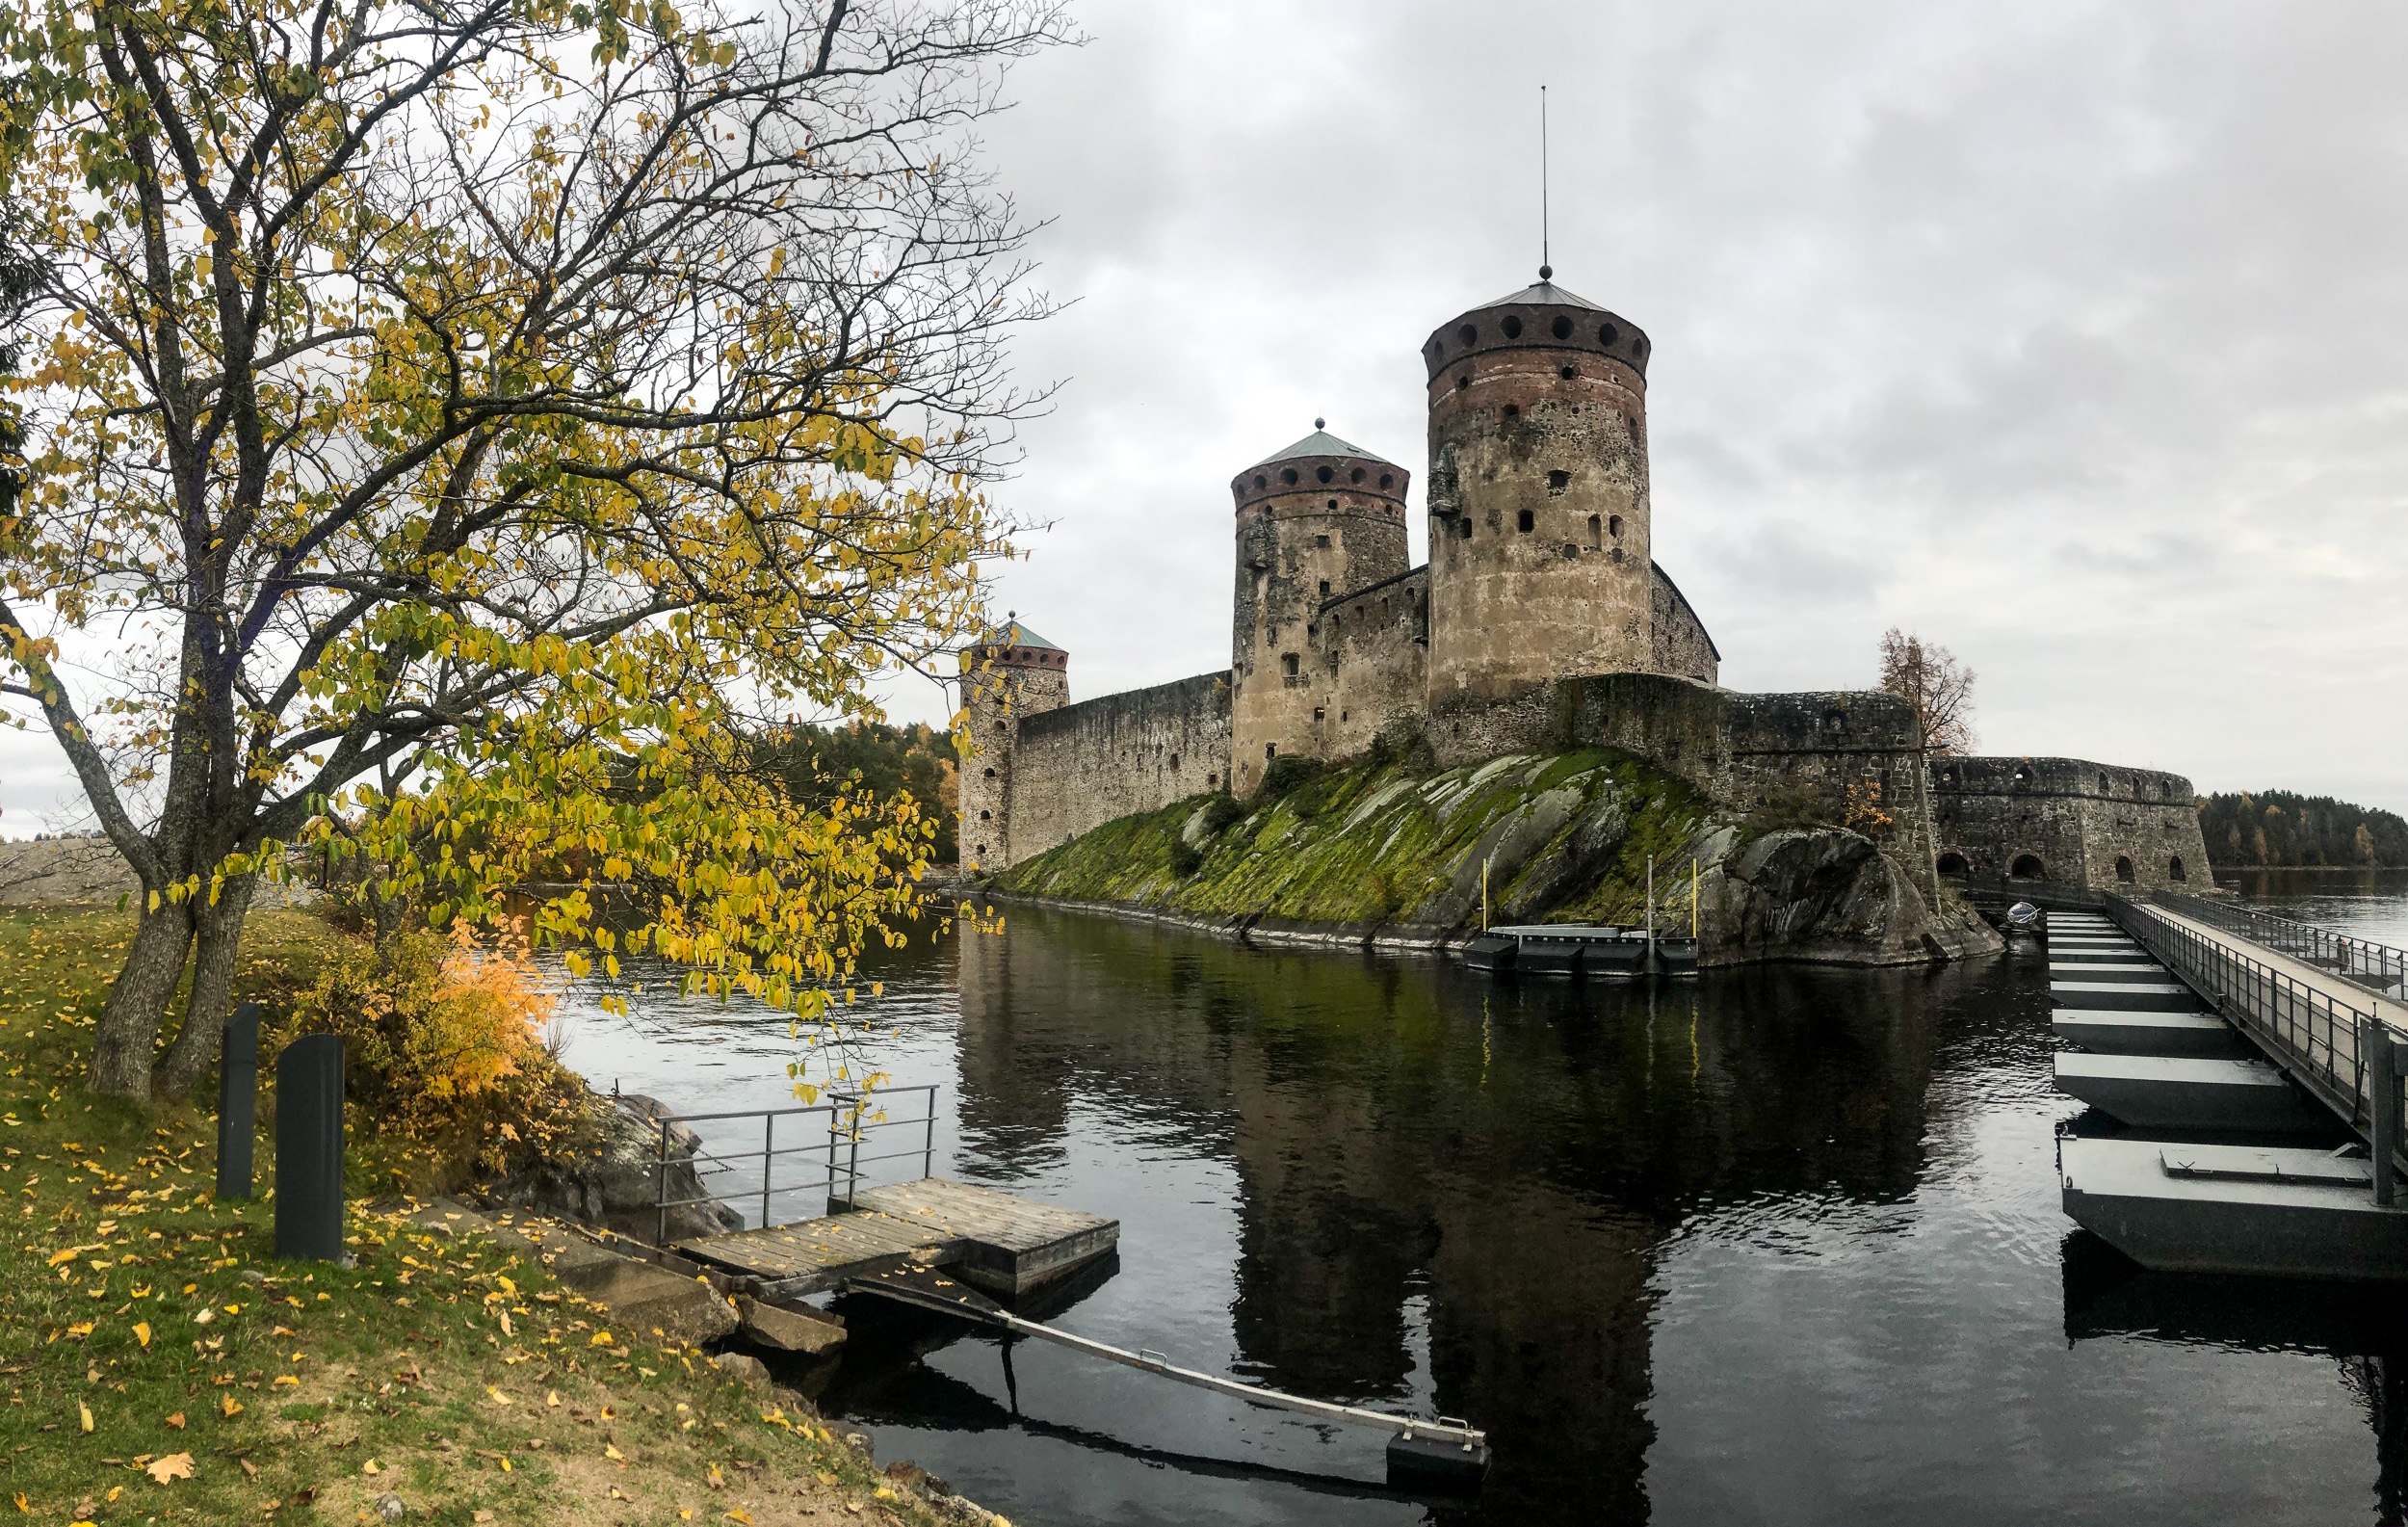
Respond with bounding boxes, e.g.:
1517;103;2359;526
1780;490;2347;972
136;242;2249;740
552;880;2408;1525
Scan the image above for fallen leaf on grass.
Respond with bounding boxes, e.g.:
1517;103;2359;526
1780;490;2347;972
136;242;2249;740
163;1413;183;1430
144;1454;193;1485
77;1402;92;1434
361;1459;381;1476
132;1322;150;1348
238;1459;257;1480
220;1395;242;1418
473;1514;494;1524
605;1443;625;1461
724;1512;754;1525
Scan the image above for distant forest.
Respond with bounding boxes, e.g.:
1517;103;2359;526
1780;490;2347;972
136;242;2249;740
2199;791;2408;868
752;721;961;863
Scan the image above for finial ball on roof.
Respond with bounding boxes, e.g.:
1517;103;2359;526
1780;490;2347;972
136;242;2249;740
1538;264;1552;279
1314;417;1325;430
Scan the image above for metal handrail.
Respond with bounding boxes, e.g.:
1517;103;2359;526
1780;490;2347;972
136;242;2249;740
2149;889;2407;1001
647;1085;940;1246
2106;893;2406;1201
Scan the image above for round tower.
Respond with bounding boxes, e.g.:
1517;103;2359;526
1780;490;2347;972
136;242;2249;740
1228;422;1410;793
1422;273;1654;705
955;616;1069;869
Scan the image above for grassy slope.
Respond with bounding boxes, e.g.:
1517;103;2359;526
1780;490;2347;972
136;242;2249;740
997;748;1721;929
0;907;946;1526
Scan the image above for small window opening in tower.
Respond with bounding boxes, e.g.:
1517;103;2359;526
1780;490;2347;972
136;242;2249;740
1455;373;1472;390
1281;653;1298;678
1636;335;1650;360
1281;468;1298;487
1325;499;1337;511
1517;509;1534;533
1550;315;1573;340
980;809;991;821
1206;773;1217;787
1548;470;1569;493
1350;467;1365;484
1317;465;1334;485
1319;580;1330;597
2115;856;2135;882
1610;513;1623;539
1459;517;1474;540
1562;542;1579;557
1598;323;1618;347
2099;773;2111;793
1586;513;1602;549
2169;856;2186;882
1379;474;1394;489
1314;707;1325;723
982;767;996;778
1501;315;1523;339
1457;323;1477;345
1559;366;1578;381
1253;474;1267;490
1266;743;1277;761
1502;404;1520;422
976;843;986;857
1314;534;1331;549
1169;754;1179;771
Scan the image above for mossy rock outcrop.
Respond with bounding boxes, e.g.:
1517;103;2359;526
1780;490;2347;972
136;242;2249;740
991;749;2000;966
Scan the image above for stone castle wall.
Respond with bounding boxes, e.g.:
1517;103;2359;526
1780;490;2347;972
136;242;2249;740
1313;566;1429;762
1005;671;1234;865
958;655;1069;869
1649;566;1719;686
1426;672;1941;900
1929;757;2210;893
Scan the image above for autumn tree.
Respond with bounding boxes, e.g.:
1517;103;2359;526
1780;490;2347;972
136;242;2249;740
0;0;1069;1103
1877;627;1976;755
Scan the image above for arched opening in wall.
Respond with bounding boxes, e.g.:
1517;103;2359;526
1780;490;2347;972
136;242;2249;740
982;767;995;778
1609;513;1623;539
1936;852;1971;877
1351;467;1365;484
1317;465;1333;484
976;843;986;858
2009;854;2044;880
1516;509;1534;533
1319;580;1331;597
1456;374;1471;391
2099;773;2111;793
980;810;991;821
2115;856;2135;882
1501;315;1523;339
1379;474;1394;489
1501;404;1520;423
2169;856;2186;882
1458;517;1474;540
1281;653;1298;678
1206;773;1217;788
1548;470;1569;493
1586;514;1602;550
1551;315;1573;340
1599;323;1618;346
1168;754;1179;773
1281;468;1298;486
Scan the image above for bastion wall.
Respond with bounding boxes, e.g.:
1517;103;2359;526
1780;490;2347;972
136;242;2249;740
1003;671;1235;865
1928;757;2210;894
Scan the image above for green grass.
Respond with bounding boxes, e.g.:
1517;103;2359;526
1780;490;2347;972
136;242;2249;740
0;907;950;1526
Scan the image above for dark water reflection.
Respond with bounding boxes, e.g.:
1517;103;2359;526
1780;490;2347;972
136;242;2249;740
560;902;2408;1525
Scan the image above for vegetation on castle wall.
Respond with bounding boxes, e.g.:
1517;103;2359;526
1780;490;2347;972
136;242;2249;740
994;748;1728;931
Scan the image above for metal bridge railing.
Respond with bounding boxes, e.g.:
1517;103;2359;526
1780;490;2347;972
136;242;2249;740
2148;889;2408;1001
2106;893;2406;1203
647;1085;940;1246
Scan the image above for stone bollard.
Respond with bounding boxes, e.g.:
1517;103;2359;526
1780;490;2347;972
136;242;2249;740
275;1035;346;1261
216;1002;262;1199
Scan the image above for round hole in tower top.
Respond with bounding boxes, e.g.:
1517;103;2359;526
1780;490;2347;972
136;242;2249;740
1501;315;1523;339
1560;366;1578;381
1281;468;1298;487
1350;467;1365;484
1550;315;1573;340
1326;499;1338;510
1317;465;1334;485
1635;335;1650;359
1455;373;1472;390
1457;323;1477;346
1379;474;1394;489
1598;323;1619;347
1253;474;1267;490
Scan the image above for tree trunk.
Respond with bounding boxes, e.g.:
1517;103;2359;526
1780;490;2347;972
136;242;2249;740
87;899;196;1100
153;874;259;1104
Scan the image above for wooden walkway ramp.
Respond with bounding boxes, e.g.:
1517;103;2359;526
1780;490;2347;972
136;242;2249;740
672;1177;1118;1299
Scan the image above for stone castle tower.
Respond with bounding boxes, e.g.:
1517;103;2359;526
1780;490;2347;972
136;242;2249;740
955;618;1068;868
1423;276;1655;707
1227;424;1411;791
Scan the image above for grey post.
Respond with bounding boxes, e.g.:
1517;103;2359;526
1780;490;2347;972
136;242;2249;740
656;1118;670;1248
274;1035;346;1261
762;1112;775;1230
215;1001;261;1198
923;1090;937;1181
2377;1024;2404;1209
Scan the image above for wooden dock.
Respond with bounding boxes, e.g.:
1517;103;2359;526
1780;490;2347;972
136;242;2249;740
671;1176;1118;1299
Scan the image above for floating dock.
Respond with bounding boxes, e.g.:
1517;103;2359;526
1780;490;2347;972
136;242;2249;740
2050;903;2408;1279
673;1177;1119;1299
1464;925;1695;979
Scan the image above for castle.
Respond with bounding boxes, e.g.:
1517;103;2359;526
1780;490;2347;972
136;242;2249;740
958;272;2212;909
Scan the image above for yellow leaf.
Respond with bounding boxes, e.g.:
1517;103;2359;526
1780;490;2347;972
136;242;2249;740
499;1311;512;1337
272;1375;298;1386
546;1390;561;1408
78;1401;92;1433
724;1514;754;1526
220;1394;243;1417
605;1442;624;1461
132;1322;150;1349
164;1412;184;1429
589;1330;615;1346
144;1453;193;1485
362;1459;380;1475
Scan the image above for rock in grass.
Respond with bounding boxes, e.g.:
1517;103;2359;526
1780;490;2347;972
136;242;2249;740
373;1491;406;1522
711;1351;771;1388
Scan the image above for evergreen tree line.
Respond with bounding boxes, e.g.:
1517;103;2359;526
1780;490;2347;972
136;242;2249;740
2198;791;2408;868
751;723;961;864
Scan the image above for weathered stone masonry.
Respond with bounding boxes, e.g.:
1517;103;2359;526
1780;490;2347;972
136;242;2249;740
959;268;2203;906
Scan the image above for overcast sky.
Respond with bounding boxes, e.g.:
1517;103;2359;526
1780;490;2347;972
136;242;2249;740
885;0;2408;816
4;0;2403;831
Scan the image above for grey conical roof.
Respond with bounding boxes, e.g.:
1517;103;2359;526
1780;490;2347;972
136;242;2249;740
1248;427;1398;469
1479;278;1606;310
